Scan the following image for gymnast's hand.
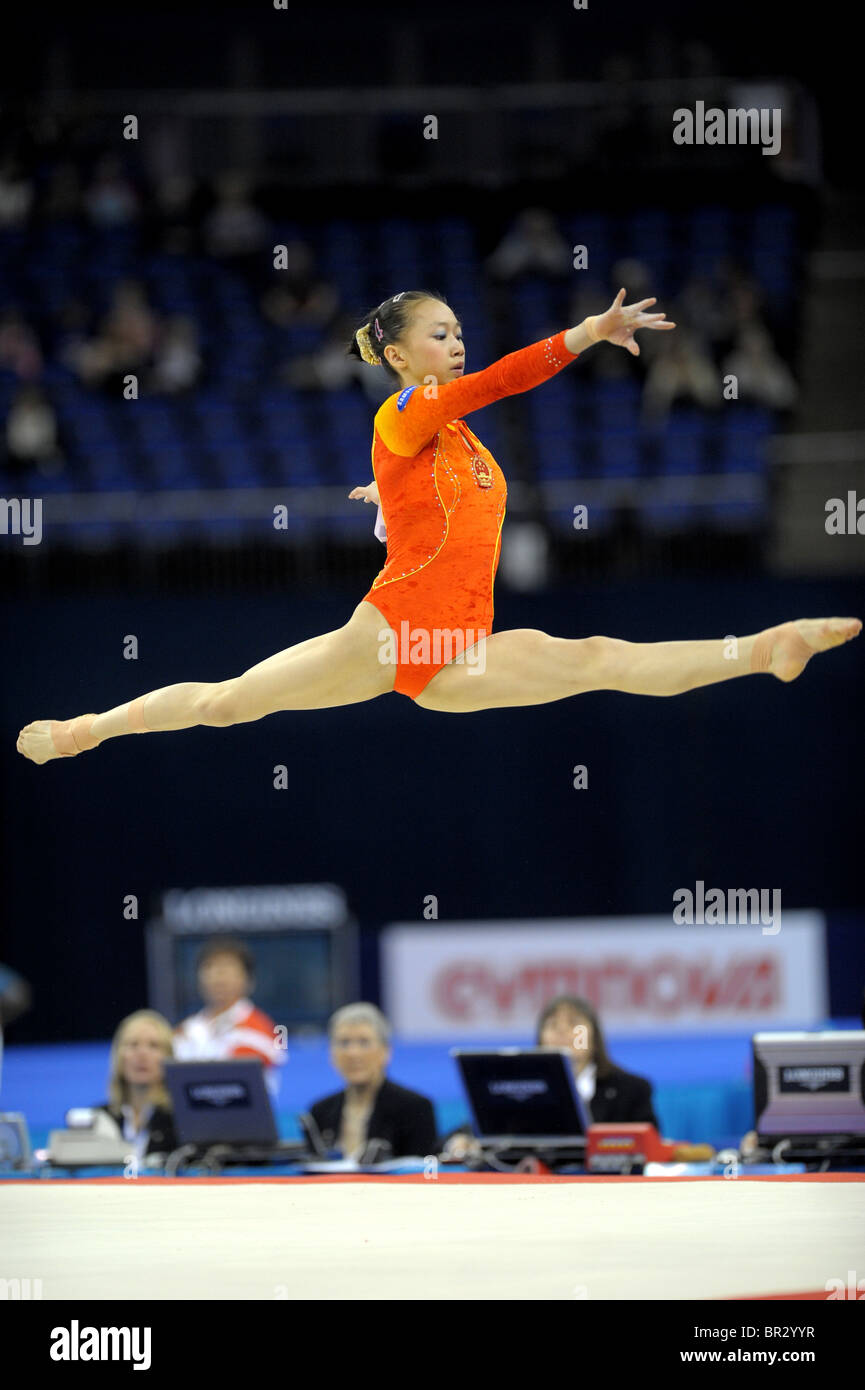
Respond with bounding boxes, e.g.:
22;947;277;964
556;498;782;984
349;482;380;506
590;287;676;357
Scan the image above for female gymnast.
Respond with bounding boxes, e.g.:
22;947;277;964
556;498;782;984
16;287;860;764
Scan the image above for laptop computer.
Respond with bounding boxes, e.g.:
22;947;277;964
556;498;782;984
753;1030;865;1141
163;1058;312;1154
451;1047;591;1149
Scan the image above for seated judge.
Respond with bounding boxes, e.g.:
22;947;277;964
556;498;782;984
306;1003;438;1162
96;1009;178;1161
444;994;659;1159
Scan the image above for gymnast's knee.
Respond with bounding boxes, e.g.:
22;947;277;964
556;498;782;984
573;635;630;690
194;678;243;727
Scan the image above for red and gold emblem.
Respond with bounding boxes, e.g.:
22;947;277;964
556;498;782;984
471;454;493;488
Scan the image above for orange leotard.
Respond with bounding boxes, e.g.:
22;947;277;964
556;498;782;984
362;329;579;698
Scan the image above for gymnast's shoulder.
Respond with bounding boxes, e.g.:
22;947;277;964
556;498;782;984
373;384;428;457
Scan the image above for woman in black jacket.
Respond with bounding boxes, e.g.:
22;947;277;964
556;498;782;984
305;1003;438;1161
536;994;658;1127
443;994;658;1159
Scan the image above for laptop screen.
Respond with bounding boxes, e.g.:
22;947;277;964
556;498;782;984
753;1031;865;1138
453;1048;589;1140
164;1059;279;1146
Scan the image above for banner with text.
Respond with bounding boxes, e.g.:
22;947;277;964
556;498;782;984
381;914;827;1038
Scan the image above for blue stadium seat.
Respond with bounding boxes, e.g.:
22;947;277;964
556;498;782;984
594;378;641;431
659;413;709;476
208;445;261;488
597;432;640;479
719;408;773;473
83;446;136;491
147;447;197;489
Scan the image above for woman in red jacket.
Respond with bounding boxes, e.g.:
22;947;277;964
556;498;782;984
17;288;860;762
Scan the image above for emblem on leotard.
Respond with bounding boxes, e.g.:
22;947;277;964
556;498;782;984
471;454;493;488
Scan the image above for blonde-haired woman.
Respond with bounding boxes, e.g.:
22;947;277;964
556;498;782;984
98;1009;178;1162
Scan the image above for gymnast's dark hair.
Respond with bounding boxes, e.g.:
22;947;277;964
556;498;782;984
347;289;452;382
535;994;614;1078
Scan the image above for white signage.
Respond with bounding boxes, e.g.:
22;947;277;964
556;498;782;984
381;914;827;1038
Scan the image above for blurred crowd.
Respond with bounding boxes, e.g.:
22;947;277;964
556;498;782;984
487;207;798;423
0;123;799;487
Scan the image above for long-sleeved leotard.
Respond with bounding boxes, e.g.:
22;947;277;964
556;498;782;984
362;329;580;697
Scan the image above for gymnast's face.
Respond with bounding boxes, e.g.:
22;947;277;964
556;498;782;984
540;1007;595;1071
386;299;465;388
330;1022;390;1087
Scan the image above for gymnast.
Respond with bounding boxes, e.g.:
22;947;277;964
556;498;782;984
16;288;860;764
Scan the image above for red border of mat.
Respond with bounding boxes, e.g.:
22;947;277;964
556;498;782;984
10;1172;864;1185
728;1290;857;1300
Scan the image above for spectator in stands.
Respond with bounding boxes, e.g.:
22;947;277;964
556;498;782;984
0;309;43;381
305;1003;438;1161
173;937;285;1097
149;315;202;394
722;323;797;411
443;994;659;1160
4;386;64;477
485;207;571;280
72;279;158;392
150;172;199;257
641;326;721;423
677;260;765;361
284;310;375;394
96;1009;178;1161
203;171;269;285
84;154;139;228
55;297;94;372
675;272;734;358
0;158;33;227
260;239;339;329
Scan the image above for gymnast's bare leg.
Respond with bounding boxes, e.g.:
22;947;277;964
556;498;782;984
16;600;394;764
414;617;862;712
16;611;861;762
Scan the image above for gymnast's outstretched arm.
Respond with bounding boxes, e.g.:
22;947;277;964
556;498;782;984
374;289;673;457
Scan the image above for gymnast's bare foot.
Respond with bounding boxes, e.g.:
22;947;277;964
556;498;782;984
762;618;862;682
17;715;101;764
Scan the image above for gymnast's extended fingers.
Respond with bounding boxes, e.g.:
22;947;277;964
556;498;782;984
635;312;676;329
